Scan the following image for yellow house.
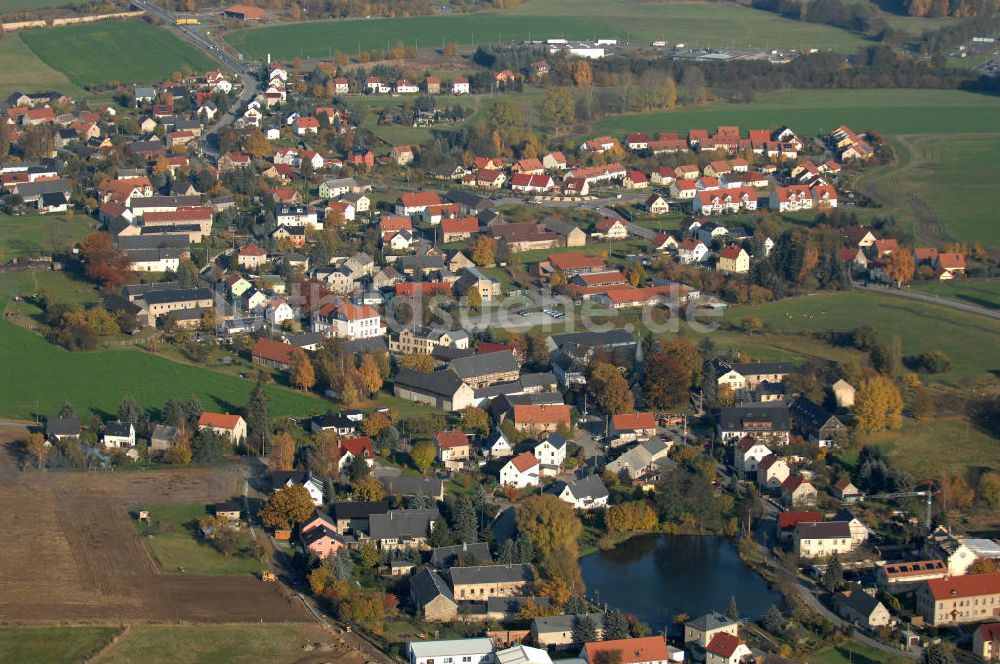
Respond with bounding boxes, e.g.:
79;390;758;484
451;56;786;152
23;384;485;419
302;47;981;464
717;246;749;274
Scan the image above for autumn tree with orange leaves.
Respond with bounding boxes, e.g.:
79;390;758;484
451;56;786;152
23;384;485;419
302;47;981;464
79;232;132;289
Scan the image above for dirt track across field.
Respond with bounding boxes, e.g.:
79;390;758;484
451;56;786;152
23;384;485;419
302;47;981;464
0;429;310;625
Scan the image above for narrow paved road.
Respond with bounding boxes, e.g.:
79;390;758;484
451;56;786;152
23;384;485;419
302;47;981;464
131;0;262;157
855;282;1000;320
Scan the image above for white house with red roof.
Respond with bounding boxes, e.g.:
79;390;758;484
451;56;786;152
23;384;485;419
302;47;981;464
500;452;540;488
651;232;678;252
625;133;649;150
510;173;554;193
324;303;382;340
770;185;813;213
197;412;248;444
812;184;838;208
580;135;618;153
609;412;657;445
623;170;648;190
238;244;267;269
670;179;698;199
705;633;752;664
396;191;441;216
694;188;757;216
734;435;771;474
677;238;709;264
395;79;419;94
451;78;470;94
592;217;628;240
934;252;967;279
338;437;375;471
293;116;320;135
366;76;391;94
436;430;471;471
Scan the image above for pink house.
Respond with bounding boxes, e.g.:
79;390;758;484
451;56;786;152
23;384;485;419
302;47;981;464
302;525;345;558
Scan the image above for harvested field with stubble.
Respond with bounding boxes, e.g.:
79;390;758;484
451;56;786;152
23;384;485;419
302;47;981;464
0;428;308;625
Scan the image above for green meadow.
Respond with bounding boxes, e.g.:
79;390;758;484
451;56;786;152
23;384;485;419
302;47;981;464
0;213;93;260
719;290;1000;385
21;20;216;87
226;0;871;60
594;89;1000;137
0;34;85;99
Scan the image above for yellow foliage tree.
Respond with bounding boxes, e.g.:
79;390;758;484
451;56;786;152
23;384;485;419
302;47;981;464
853;374;904;432
357;354;383;397
410;440;437;473
290;349;316;391
605;501;658;533
270;431;295;471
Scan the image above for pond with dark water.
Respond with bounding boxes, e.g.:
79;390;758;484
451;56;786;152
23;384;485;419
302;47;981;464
579;534;783;632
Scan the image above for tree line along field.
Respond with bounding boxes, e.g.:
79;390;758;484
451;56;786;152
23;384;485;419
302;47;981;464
19;20;216;88
225;0;872;61
0;34;86;99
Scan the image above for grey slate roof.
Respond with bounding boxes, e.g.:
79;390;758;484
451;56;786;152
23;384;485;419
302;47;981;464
796;520;852;539
46;417;81;436
532;612;606;636
718;404;791;431
838;590;884;618
549;329;636;350
381;476;444;498
449;350;519;381
791;396;843;430
731;361;794;376
143;287;213;306
410;566;456;606
394;368;465;398
518;372;558;390
558;475;608;502
151;423;178;444
544;432;568;450
430;542;494;569
332;500;389;520
117;235;190;251
487;596;551;614
448;563;533;587
685;611;737;633
339;336;389;355
270;470;318;492
369;508;438;541
15;179;72;199
104;421;133;438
